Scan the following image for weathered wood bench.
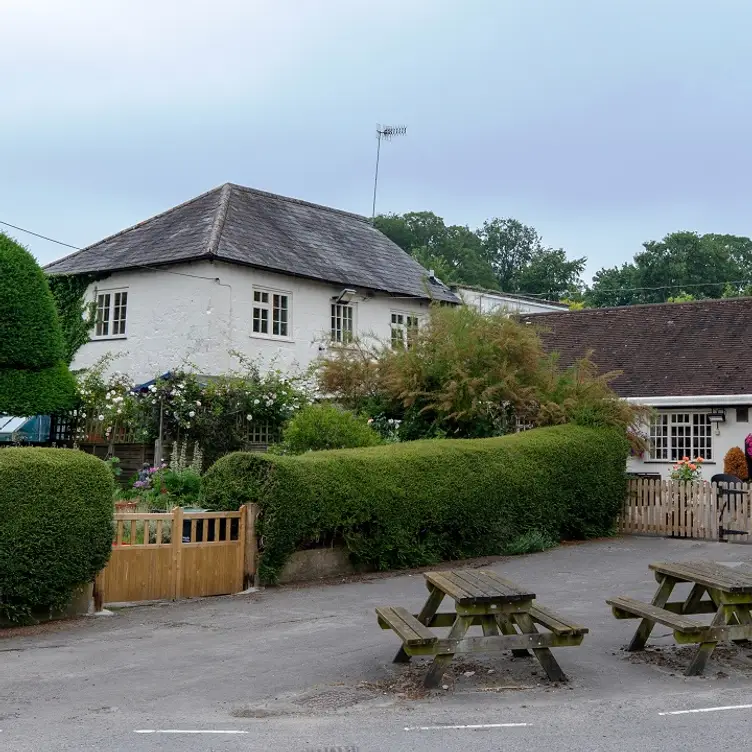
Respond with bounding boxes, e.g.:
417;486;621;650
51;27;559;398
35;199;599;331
529;603;589;637
375;606;437;649
607;596;705;633
376;569;588;687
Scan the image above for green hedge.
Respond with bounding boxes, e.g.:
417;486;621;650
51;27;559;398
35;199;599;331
0;232;77;414
202;425;628;584
0;448;114;624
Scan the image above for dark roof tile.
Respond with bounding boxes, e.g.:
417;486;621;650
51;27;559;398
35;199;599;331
45;183;458;303
522;298;752;398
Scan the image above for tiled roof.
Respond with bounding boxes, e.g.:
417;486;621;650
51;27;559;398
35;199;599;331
45;183;459;303
522;298;752;398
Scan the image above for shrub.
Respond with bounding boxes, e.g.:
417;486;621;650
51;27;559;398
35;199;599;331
275;404;382;454
203;425;628;583
503;529;557;556
0;448;114;624
0;232;77;415
318;304;643;440
724;447;749;480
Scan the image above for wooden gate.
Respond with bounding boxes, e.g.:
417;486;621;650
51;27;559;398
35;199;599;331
621;478;752;543
96;507;253;605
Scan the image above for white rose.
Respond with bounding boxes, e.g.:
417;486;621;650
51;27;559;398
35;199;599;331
98;414;104;421
196;400;201;407
189;410;195;418
253;399;260;405
246;414;253;421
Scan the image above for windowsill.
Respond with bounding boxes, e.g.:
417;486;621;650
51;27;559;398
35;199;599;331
640;460;717;465
90;335;128;342
249;334;295;344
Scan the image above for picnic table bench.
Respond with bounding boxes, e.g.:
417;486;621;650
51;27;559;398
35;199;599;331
376;568;588;688
607;560;752;676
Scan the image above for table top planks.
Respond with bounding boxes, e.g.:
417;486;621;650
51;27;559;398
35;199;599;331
650;561;752;594
424;569;535;605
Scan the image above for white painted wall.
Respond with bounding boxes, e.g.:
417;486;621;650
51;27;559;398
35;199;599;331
627;406;752;479
454;286;567;315
71;260;432;381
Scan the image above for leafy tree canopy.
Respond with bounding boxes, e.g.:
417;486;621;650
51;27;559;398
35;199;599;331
586;231;752;307
375;212;585;299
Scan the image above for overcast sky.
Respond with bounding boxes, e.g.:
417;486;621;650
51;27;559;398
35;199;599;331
3;0;752;282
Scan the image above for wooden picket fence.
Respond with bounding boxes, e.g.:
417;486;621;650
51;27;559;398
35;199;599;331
621;478;752;543
94;505;258;606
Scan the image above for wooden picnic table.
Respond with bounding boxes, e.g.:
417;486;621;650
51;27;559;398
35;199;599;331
376;568;588;688
607;560;752;676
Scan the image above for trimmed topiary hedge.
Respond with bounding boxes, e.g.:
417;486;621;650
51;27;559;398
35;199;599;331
0;232;77;415
202;425;628;584
0;448;114;624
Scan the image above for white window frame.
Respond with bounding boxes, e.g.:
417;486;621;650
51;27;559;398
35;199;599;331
331;302;356;343
252;287;291;339
390;311;421;349
647;410;714;462
93;288;128;339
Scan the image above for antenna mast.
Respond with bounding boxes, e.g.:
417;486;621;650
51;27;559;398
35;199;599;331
371;124;406;221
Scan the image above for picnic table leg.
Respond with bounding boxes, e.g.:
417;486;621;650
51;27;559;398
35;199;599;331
393;584;444;664
681;584;706;614
496;615;531;658
423;615;472;689
627;575;676;651
685;607;726;677
513;612;568;683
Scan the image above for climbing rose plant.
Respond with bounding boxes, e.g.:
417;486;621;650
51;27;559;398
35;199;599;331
72;354;312;463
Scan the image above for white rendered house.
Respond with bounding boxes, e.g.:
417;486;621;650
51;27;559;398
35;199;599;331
45;183;460;381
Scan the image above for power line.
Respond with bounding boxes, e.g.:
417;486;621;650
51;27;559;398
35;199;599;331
520;278;752;298
0;220;80;249
4;217;752;298
0;219;225;282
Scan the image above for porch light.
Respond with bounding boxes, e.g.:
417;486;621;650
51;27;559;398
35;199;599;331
708;409;726;424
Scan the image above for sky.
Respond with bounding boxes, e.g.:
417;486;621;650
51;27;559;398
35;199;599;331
3;0;752;283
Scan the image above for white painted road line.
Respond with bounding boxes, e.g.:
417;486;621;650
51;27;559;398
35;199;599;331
659;703;752;716
134;730;249;735
404;723;529;731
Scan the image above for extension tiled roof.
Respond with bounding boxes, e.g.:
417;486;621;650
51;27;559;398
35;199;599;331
45;183;459;303
451;285;568;308
522;298;752;398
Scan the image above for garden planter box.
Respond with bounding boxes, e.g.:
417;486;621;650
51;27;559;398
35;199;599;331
278;547;357;584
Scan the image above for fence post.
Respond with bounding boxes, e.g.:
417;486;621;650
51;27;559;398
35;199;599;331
244;503;260;588
93;569;105;612
172;506;184;600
